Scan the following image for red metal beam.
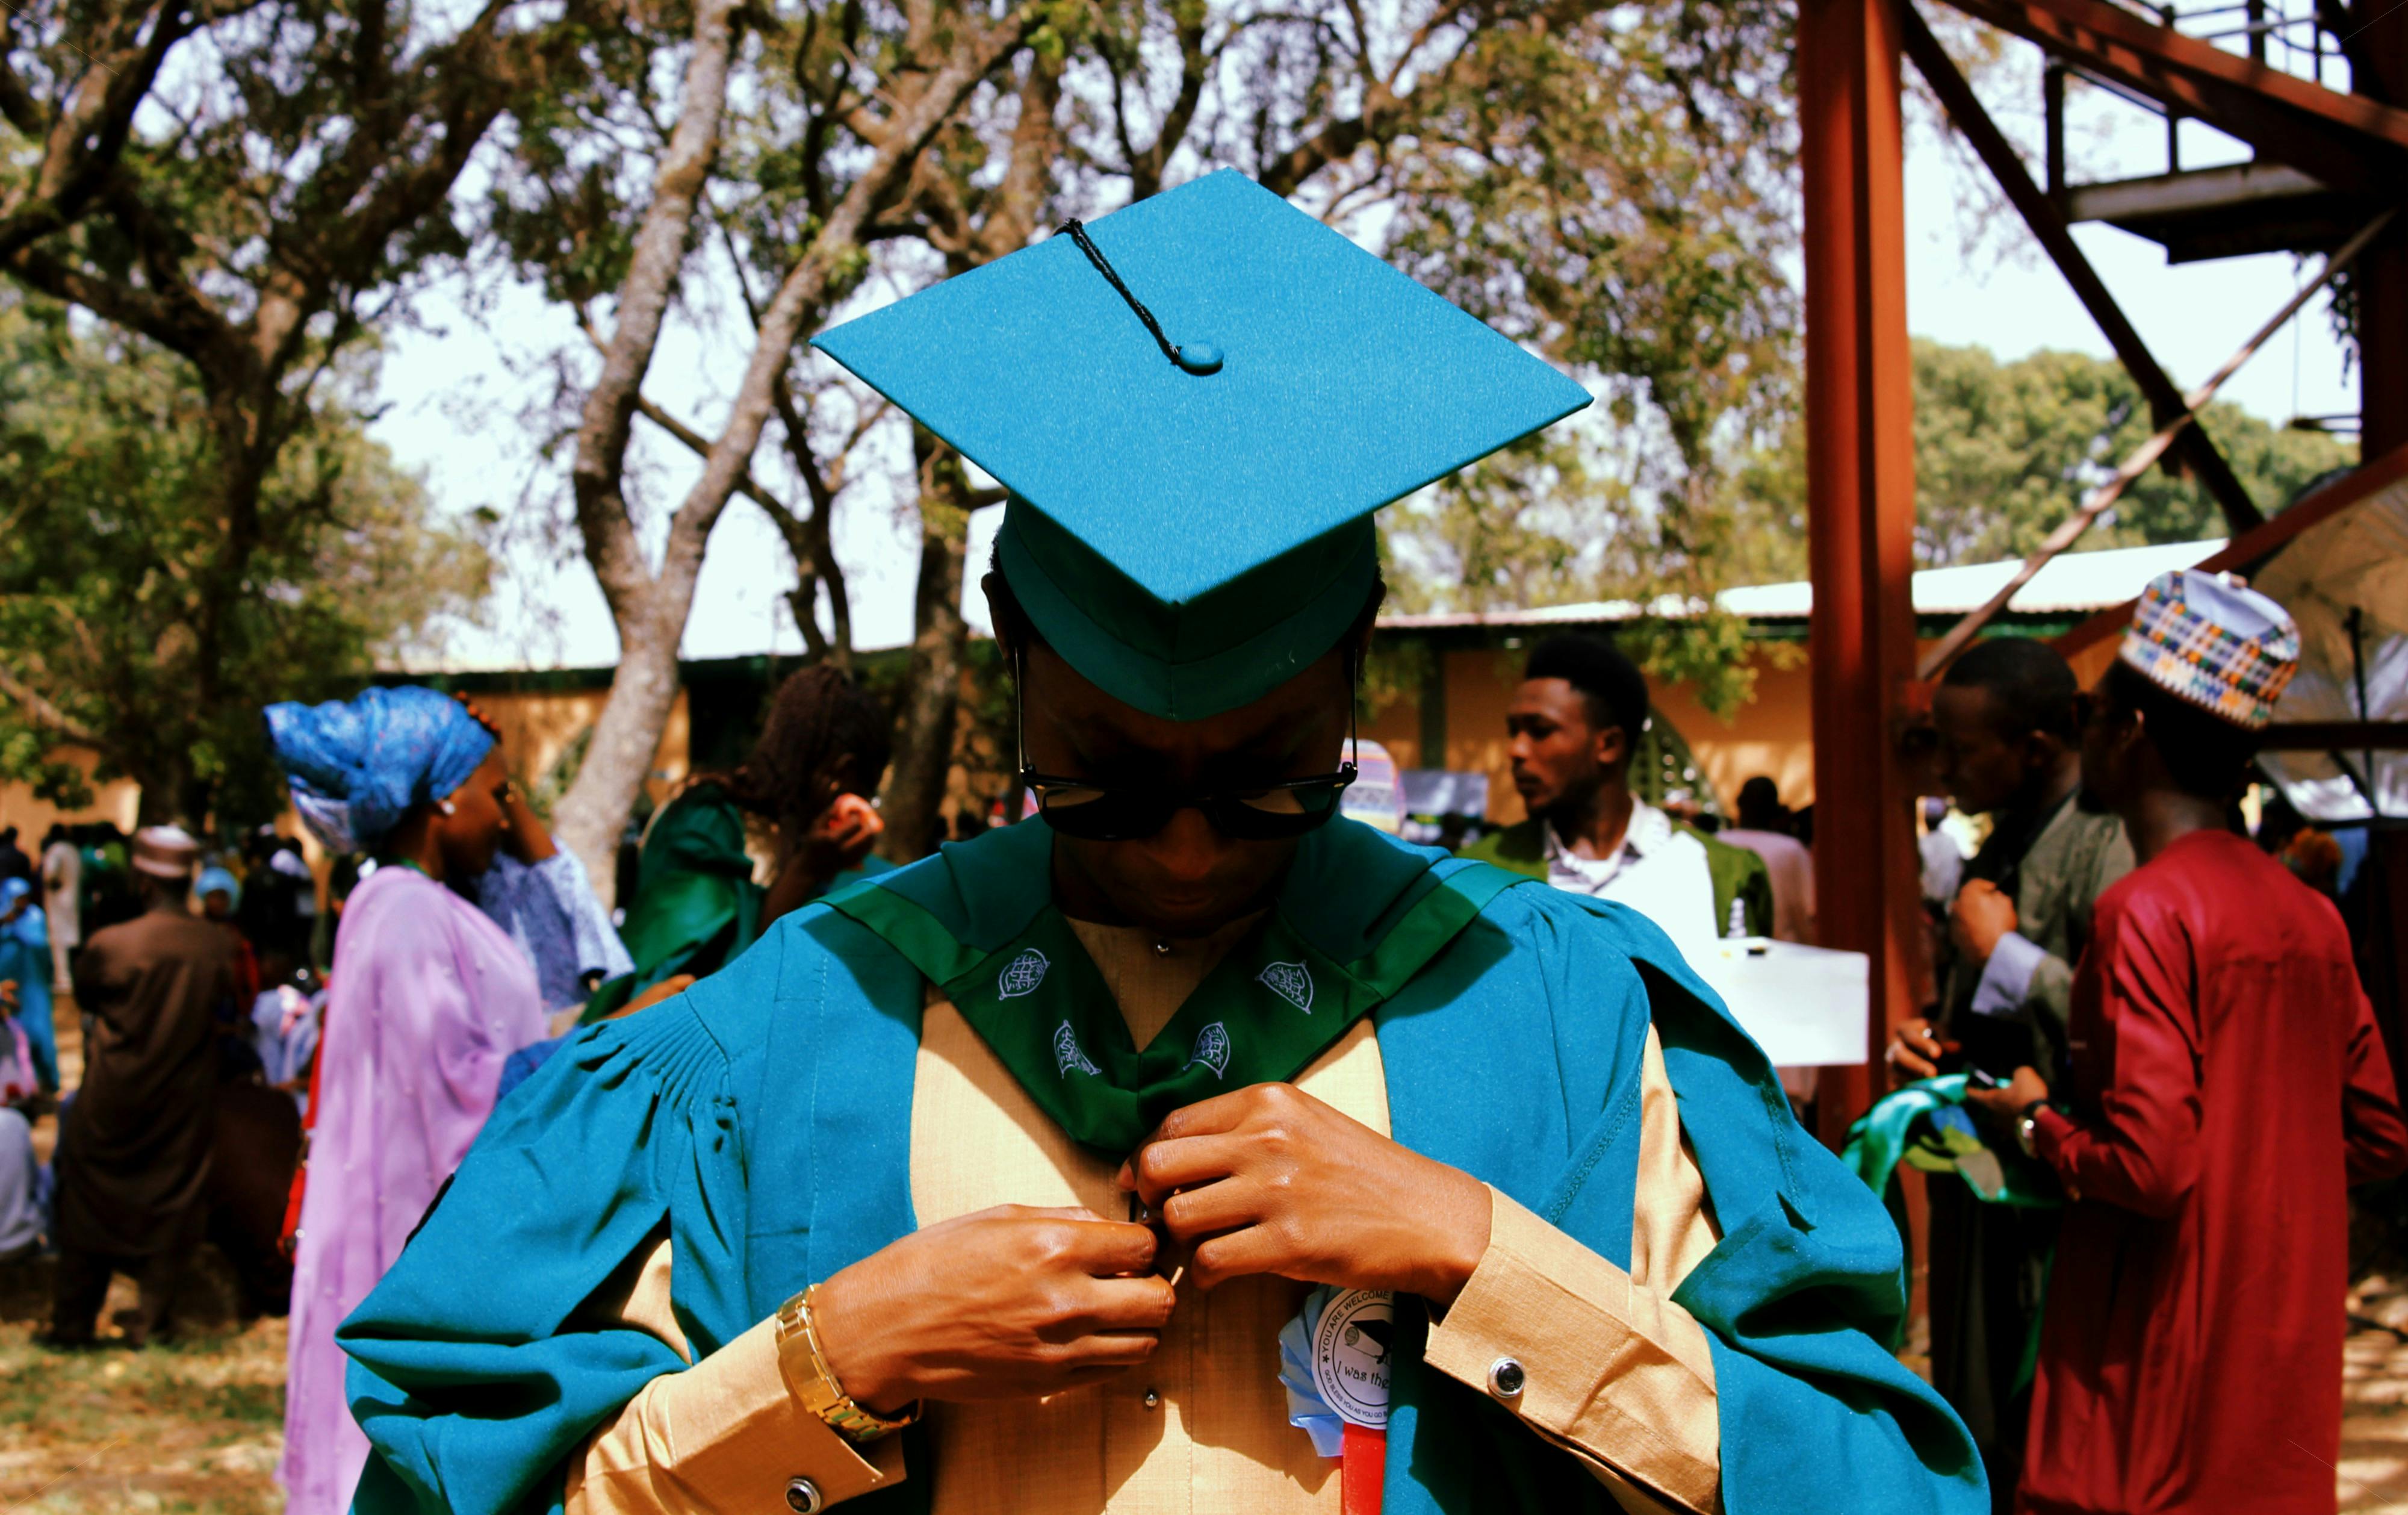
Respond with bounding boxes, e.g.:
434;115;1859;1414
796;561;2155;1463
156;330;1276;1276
2053;439;2408;660
1802;0;1925;1148
1901;0;2264;534
1944;0;2408;194
2354;0;2408;455
2258;723;2408;750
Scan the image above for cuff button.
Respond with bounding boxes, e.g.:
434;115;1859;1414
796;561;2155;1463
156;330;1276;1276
1488;1357;1526;1399
786;1476;825;1513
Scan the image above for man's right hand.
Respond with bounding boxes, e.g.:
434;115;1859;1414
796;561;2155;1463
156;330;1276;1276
808;1205;1174;1413
1887;1016;1945;1083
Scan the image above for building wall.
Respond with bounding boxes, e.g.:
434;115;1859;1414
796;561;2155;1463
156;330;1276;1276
1365;644;1820;823
470;686;697;813
0;747;144;844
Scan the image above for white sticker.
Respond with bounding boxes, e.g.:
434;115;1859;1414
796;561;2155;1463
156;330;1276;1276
1311;1289;1394;1428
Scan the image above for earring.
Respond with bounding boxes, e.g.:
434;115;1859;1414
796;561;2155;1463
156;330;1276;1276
438;800;457;817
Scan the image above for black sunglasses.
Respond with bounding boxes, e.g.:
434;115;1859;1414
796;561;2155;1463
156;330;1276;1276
1012;650;1359;842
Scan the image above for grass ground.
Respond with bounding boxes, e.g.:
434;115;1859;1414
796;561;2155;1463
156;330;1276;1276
0;1311;286;1514
0;996;289;1515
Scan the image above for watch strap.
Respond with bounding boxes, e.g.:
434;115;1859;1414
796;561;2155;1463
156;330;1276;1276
2015;1100;2049;1160
775;1286;921;1443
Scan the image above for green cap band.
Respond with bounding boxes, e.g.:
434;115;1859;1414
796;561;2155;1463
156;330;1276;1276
998;497;1376;721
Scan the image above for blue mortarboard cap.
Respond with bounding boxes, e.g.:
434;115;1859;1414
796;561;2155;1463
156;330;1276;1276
811;169;1591;718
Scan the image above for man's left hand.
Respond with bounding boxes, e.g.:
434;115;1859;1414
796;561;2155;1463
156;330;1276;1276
1117;1083;1492;1308
1964;1065;2049;1130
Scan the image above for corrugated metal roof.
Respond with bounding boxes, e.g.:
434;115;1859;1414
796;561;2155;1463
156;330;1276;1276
1377;538;2224;630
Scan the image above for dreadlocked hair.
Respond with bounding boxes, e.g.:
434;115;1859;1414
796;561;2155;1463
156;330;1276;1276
721;665;893;830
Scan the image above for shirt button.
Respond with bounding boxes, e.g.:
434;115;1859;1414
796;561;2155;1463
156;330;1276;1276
1143;1388;1161;1410
786;1476;824;1512
1488;1357;1526;1399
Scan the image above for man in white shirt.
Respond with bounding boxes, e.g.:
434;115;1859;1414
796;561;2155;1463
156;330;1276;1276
1462;634;1769;956
40;824;78;994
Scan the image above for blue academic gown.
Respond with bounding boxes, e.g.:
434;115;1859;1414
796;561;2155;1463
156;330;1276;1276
340;820;1985;1515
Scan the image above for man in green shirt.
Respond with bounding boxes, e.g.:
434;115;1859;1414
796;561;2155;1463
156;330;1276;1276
1889;635;2132;1510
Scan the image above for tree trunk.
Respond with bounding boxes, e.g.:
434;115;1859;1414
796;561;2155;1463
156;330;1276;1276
879;426;972;862
548;0;739;898
552;9;1029;898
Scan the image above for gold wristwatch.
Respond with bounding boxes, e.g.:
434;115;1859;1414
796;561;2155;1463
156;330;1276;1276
775;1286;920;1444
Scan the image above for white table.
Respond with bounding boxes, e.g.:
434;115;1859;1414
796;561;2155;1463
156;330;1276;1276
1687;937;1872;1069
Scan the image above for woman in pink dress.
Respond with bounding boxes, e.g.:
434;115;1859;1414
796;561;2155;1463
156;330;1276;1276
267;688;548;1515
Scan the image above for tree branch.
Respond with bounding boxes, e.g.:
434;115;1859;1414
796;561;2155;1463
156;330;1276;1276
654;4;1037;571
0;0;202;261
568;0;740;620
0;661;101;747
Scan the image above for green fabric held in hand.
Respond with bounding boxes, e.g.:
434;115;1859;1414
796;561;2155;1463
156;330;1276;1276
828;837;1522;1154
1841;1074;2062;1210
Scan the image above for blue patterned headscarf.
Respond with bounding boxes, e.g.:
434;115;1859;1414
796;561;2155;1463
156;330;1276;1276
265;686;497;853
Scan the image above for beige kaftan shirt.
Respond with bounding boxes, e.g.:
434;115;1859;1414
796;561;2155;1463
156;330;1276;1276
564;916;1724;1514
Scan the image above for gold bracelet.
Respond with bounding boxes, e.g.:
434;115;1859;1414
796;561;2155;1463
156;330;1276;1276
774;1286;921;1444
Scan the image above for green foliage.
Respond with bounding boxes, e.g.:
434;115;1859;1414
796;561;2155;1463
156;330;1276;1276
0;294;492;825
1912;337;2357;565
1354;0;1796;719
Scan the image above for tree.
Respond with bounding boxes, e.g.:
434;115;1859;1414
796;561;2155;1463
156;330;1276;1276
0;293;491;824
491;0;1805;873
491;0;1042;891
1250;0;1801;715
1;0;598;813
1912;338;2357;565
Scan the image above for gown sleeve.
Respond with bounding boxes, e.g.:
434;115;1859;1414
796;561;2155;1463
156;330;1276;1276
1423;1027;1721;1514
1590;904;1988;1515
338;936;780;1515
559;1234;906;1513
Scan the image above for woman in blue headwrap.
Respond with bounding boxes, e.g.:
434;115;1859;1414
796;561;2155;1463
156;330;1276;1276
264;685;553;1515
0;876;54;1093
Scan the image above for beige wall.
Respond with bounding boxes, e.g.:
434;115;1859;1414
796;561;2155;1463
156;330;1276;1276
468;686;695;812
1365;644;1820;824
0;747;144;844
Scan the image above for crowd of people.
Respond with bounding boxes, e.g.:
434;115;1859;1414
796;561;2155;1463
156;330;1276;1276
0;584;2382;1515
0;666;901;1515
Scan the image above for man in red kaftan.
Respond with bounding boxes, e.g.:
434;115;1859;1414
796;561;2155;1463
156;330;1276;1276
1971;569;2408;1515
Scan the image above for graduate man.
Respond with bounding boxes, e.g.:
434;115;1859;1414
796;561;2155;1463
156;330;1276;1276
1968;571;2407;1515
339;172;1982;1515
